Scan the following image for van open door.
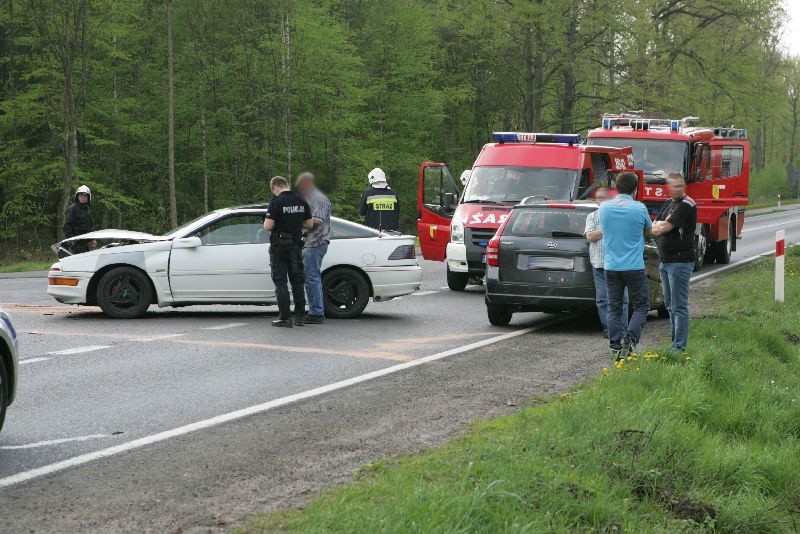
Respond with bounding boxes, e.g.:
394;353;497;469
417;162;460;261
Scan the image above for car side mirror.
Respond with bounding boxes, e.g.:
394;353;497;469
173;236;202;249
443;192;457;210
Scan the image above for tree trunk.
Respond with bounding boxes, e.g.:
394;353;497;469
59;2;82;240
282;13;293;179
167;0;177;228
201;107;209;213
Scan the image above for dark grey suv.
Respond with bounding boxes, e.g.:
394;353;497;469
484;201;665;326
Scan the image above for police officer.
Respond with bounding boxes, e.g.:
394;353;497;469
359;167;400;231
263;176;314;328
63;184;95;254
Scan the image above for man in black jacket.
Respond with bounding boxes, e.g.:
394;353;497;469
359;167;400;231
63;185;95;253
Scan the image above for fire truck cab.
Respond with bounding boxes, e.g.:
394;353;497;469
587;115;750;269
417;132;639;291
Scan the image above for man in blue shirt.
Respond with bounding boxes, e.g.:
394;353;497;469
598;172;652;360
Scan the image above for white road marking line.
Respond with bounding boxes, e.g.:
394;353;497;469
411;290;439;296
690;248;784;283
47;345;112;356
0;434;110;450
135;333;186;342
0;316;568;490
18;358;50;365
743;219;800;233
202;323;248;331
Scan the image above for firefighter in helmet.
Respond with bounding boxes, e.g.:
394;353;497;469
359;168;400;231
63;184;95;254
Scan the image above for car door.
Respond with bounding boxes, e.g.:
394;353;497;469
168;213;273;301
417;162;460;261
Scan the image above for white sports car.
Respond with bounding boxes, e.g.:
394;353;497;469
47;205;422;319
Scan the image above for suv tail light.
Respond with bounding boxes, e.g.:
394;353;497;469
388;244;416;260
486;236;500;266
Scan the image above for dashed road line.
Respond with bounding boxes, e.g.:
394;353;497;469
0;315;568;490
135;333;186;342
202;322;248;330
47;345;112;356
411;290;440;296
19;358;50;365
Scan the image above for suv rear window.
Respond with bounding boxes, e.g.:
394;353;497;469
505;208;591;238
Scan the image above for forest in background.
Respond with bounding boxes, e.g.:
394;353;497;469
1;0;799;260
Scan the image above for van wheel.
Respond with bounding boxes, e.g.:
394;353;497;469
487;304;512;326
323;268;370;319
714;219;735;265
96;267;153;319
447;266;469;291
0;356;7;432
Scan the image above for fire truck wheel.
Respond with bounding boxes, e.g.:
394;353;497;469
694;233;707;271
486;304;512;326
713;220;735;265
446;266;469;291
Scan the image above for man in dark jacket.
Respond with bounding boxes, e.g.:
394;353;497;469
63;185;95;253
359;167;400;231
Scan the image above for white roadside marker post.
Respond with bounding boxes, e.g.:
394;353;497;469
776;230;785;303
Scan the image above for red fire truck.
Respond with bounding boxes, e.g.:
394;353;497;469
417;132;640;291
587;115;750;269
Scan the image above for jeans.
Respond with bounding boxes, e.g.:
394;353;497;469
592;267;629;332
270;243;305;320
303;243;328;317
605;269;650;351
658;261;693;351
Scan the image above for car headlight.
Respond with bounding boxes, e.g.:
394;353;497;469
451;223;464;243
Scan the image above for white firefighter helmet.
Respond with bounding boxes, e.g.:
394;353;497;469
459;169;472;186
75;184;91;202
368;167;387;187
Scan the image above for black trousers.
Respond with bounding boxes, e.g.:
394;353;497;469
270;242;306;319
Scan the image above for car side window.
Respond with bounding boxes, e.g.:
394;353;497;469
330;219;380;239
193;214;267;246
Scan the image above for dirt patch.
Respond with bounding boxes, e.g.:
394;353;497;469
632;485;716;525
782;330;800;345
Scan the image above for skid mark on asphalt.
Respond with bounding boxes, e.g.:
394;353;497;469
0;434;112;450
168;338;413;362
374;332;496;351
0;304;101;314
47;345;112;355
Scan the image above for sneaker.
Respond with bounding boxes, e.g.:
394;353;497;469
305;315;325;324
271;319;293;328
611;347;628;361
294;316;305;327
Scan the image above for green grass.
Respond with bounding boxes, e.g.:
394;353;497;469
240;248;800;533
0;261;53;273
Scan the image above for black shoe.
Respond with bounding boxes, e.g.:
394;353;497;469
271;319;293;328
305;315;325;324
294;316;305;327
602;328;608;339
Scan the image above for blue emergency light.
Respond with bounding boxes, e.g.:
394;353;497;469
491;132;581;145
737;129;747;138
670;120;680;132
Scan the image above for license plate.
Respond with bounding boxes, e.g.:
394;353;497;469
527;256;574;270
481;254;486;264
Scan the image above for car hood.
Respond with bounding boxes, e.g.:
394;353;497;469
57;229;166;245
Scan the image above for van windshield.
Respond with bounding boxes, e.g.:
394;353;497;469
587;138;689;181
463;166;578;204
505;208;591;238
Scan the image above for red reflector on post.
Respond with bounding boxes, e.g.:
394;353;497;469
776;239;785;257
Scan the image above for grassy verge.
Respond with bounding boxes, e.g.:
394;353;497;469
241;248;800;533
0;261;53;273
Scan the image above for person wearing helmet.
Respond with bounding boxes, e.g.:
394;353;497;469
459;169;472;187
359;167;400;231
63;185;95;252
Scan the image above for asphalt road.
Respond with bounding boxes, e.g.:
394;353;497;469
0;207;797;520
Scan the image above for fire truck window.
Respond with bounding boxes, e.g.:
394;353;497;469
423;166;444;207
578;169;590;197
590;153;609;187
721;146;743;177
464;166;579;203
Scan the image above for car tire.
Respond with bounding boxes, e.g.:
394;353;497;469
96;266;153;319
487;304;512;326
657;305;670;319
447;266;469;291
323;268;370;319
714;219;735;265
0;355;8;432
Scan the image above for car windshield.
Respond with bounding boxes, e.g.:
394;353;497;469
587;138;689;181
463;166;578;204
505;208;591;238
164;212;224;239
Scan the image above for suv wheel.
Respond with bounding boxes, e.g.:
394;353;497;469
487;304;512;326
446;266;469;291
96;267;153;319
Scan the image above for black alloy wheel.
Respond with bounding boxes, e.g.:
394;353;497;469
96;266;153;319
323;268;370;319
